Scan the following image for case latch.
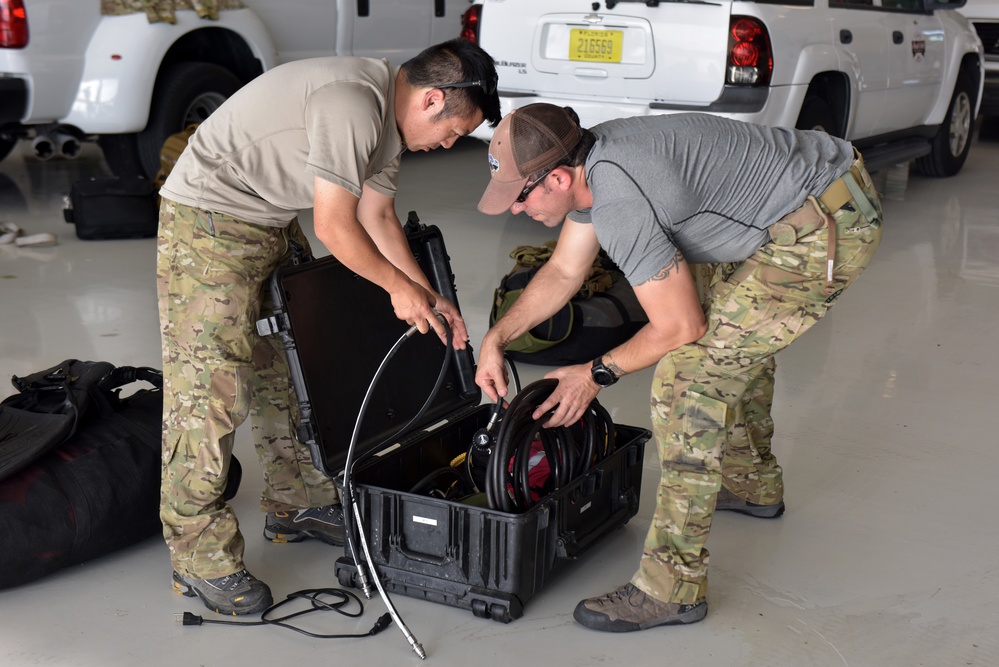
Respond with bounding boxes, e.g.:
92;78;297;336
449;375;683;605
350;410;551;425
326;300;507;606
255;312;289;336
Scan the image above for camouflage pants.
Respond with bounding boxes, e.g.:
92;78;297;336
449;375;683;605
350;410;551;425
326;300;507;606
633;161;884;605
156;200;338;579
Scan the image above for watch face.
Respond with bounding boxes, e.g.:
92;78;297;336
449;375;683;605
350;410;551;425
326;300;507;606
592;366;615;387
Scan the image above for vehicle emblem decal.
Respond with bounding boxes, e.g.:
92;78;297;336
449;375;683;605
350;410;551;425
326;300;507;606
911;40;925;63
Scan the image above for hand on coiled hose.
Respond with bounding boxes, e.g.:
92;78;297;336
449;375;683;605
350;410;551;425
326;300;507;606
485;379;615;513
533;362;601;428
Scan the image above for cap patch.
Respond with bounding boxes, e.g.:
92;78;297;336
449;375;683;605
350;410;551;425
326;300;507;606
487;153;500;172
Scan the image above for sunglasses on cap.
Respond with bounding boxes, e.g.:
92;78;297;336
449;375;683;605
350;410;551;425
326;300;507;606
436;75;498;96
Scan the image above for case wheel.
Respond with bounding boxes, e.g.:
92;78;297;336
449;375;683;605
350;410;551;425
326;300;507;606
471;599;489;619
336;565;356;589
489;603;511;623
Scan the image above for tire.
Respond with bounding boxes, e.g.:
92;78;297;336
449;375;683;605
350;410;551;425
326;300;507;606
0;136;17;164
795;97;838;135
100;62;242;179
914;71;976;178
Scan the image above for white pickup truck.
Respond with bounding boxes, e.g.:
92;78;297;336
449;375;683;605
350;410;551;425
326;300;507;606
0;0;470;178
464;0;984;177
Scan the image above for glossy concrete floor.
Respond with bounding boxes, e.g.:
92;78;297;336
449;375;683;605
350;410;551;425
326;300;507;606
1;121;998;667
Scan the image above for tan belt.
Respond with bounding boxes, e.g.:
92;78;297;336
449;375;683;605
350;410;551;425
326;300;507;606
768;151;875;296
817;155;871;214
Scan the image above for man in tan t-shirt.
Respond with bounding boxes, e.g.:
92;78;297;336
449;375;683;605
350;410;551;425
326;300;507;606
156;38;500;616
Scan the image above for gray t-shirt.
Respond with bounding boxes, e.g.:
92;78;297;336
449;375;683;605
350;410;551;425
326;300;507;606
571;113;854;285
160;57;404;227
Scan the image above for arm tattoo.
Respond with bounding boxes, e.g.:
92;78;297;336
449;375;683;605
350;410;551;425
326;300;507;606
648;250;686;282
605;353;626;378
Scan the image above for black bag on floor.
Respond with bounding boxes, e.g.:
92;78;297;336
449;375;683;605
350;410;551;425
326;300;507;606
62;176;159;240
0;360;242;590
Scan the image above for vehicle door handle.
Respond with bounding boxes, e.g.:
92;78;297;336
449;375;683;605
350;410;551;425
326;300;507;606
893;31;904;45
435;0;445;17
840;30;852;45
357;0;369;18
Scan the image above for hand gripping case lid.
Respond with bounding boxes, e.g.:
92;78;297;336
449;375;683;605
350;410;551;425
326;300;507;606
262;218;481;477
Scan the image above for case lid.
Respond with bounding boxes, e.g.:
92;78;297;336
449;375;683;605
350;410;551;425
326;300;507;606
269;223;480;475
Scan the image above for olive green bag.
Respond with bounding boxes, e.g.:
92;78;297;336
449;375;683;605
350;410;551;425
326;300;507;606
489;241;648;365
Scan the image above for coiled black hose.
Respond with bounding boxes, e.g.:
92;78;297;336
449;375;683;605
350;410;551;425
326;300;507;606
485;379;615;513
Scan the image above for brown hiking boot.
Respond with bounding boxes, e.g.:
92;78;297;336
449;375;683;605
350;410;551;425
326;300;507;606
715;486;785;519
573;583;707;632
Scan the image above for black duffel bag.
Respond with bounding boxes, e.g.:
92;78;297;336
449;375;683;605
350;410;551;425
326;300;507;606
0;359;240;589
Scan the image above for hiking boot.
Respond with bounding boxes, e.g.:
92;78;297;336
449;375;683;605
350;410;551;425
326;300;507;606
264;504;345;546
715;486;785;519
172;569;272;616
573;583;707;632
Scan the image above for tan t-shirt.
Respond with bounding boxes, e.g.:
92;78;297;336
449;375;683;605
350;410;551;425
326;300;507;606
160;57;403;227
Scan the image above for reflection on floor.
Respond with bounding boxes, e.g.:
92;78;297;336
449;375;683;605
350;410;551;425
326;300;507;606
1;119;998;666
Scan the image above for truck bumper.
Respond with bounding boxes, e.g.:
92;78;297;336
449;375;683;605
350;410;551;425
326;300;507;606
471;86;796;142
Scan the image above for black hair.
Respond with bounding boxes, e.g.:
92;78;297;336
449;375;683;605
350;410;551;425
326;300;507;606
401;38;502;127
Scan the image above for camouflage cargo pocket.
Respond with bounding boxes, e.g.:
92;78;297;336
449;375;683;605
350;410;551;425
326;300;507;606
679;390;729;469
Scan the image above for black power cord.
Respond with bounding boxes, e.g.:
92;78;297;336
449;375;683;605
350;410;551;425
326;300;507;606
175;588;393;639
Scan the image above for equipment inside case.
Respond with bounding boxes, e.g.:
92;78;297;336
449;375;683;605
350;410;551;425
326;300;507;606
261;216;480;476
261;216;650;623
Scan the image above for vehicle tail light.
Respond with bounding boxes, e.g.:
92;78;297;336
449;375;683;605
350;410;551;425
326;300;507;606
461;4;481;44
0;0;28;49
727;17;771;86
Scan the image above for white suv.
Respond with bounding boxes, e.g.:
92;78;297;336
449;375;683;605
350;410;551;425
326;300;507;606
961;0;999;116
0;0;467;178
464;0;984;177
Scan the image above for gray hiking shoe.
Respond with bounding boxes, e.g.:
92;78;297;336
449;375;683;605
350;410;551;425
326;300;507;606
264;504;345;546
715;486;785;519
573;583;707;632
172;569;272;616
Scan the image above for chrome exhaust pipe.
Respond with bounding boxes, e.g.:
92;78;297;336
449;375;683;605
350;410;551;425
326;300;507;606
31;134;55;161
52;130;81;159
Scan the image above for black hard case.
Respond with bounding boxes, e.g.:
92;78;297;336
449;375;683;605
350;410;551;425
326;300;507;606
261;217;649;623
63;176;159;240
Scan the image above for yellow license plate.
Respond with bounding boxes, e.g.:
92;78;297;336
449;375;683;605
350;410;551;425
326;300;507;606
569;28;623;63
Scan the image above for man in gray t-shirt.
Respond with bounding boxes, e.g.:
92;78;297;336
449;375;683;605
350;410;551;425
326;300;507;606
157;39;500;618
476;104;882;632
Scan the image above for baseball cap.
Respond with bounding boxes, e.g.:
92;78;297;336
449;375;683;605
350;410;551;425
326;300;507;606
477;104;583;215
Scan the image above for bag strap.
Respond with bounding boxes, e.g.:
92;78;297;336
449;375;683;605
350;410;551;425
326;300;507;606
98;366;163;393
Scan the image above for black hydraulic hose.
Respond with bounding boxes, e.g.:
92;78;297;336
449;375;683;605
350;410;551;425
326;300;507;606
487;380;557;512
484;379;618;513
577;407;596;476
340;313;453;660
557;426;577;485
590;400;615;462
505;354;523;395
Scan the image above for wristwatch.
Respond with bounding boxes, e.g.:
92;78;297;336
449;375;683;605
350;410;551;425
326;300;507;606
590;357;619;388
